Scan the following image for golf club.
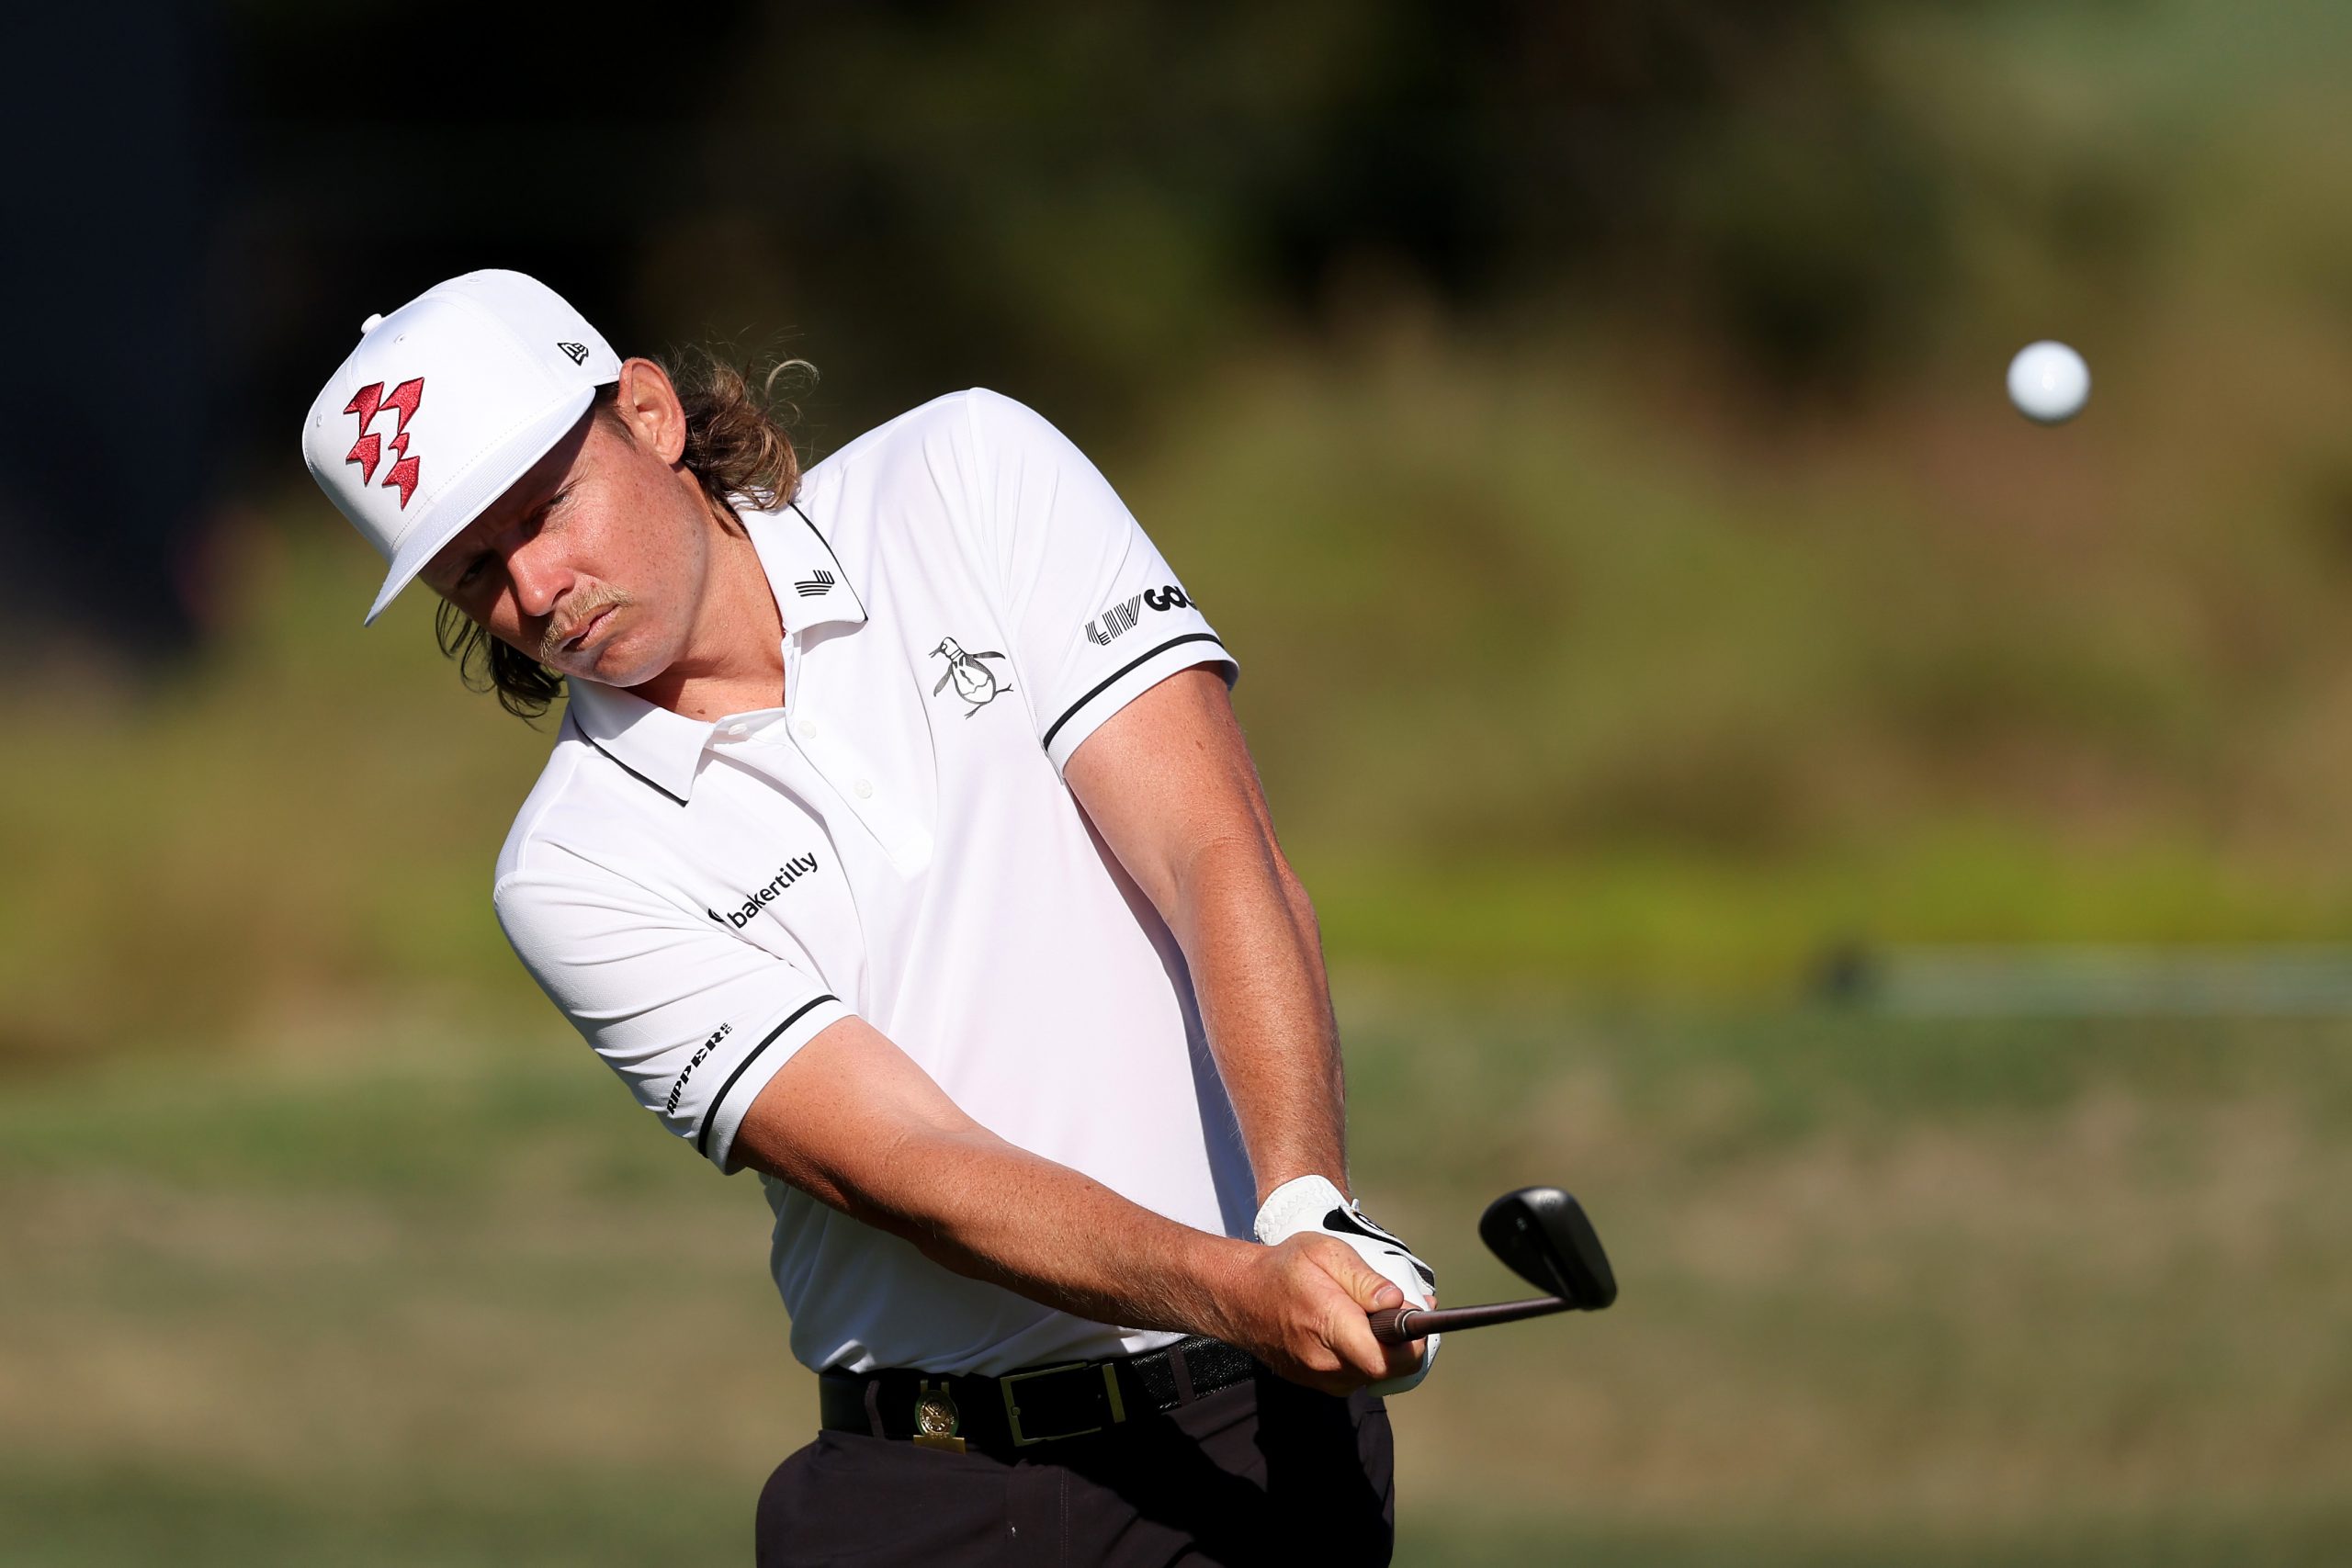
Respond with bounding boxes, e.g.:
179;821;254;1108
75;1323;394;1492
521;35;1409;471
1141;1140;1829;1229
1368;1186;1616;1345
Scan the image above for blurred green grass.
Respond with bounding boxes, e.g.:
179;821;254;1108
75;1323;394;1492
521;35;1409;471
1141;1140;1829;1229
5;993;2347;1564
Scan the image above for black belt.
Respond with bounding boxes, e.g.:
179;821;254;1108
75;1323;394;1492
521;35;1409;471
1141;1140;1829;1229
819;1335;1261;1460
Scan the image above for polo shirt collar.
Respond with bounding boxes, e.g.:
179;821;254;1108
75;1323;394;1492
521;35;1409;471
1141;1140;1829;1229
562;495;865;807
564;679;713;807
745;497;867;637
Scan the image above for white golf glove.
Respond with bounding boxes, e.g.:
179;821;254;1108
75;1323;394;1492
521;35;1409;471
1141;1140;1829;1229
1252;1174;1440;1396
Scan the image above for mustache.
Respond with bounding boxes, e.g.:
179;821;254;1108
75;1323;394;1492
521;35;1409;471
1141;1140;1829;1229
540;586;632;662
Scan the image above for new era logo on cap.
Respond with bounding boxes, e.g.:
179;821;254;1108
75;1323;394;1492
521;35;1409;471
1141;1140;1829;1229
558;342;589;365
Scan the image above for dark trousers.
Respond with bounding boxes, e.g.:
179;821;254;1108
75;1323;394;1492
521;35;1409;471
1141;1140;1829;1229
755;1370;1394;1566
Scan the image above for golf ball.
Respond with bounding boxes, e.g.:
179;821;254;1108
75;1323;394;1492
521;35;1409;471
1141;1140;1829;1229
2007;340;2090;424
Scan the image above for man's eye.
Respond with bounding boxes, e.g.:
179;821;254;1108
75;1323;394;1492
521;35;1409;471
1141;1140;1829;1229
457;557;487;589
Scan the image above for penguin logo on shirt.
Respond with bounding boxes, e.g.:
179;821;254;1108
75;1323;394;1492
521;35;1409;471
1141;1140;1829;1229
930;636;1013;716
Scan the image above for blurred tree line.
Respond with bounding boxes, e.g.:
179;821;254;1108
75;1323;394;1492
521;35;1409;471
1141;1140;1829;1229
3;0;2046;665
232;0;1973;433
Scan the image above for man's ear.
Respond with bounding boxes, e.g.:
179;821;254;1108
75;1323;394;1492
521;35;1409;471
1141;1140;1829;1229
610;357;688;464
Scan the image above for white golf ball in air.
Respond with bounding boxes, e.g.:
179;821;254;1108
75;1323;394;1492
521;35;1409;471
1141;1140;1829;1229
2007;341;2090;424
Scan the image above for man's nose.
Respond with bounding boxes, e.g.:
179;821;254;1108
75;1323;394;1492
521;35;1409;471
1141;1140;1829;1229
506;534;573;621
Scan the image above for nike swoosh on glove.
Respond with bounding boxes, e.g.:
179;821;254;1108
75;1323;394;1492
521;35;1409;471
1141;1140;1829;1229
1252;1174;1440;1396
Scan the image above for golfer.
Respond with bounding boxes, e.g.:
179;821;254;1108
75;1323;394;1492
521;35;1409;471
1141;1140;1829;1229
302;269;1437;1565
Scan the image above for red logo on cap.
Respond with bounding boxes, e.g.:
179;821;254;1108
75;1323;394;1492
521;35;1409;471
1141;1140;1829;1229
344;378;425;509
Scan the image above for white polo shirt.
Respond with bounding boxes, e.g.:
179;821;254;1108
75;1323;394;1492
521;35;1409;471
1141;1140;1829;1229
492;389;1252;1375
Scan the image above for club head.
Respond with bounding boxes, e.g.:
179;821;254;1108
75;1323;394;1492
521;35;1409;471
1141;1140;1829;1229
1478;1187;1617;1309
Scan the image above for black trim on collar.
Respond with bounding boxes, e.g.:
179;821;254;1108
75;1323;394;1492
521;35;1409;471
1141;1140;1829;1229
788;500;867;622
1041;633;1226;752
568;707;690;807
695;994;841;1158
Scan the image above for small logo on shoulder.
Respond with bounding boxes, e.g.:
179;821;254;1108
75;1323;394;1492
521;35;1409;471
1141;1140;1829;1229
1084;584;1191;646
1085;593;1142;647
795;570;835;598
557;342;589;365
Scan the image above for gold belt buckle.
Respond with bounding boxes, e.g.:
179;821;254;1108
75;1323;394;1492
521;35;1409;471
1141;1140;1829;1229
911;1379;966;1453
1000;1361;1127;1447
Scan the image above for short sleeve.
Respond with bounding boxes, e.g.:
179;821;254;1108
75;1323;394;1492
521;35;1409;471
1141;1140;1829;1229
494;847;853;1172
958;389;1238;771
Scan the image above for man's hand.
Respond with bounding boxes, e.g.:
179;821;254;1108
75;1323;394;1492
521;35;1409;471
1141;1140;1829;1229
1200;1234;1426;1396
1254;1175;1439;1396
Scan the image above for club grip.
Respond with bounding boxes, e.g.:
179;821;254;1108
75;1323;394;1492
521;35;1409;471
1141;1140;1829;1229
1368;1305;1419;1345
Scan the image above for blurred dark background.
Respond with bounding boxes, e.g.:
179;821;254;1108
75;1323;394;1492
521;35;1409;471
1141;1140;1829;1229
11;1;2009;653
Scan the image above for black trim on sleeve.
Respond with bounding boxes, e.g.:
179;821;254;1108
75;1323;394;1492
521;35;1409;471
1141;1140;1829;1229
1041;634;1227;752
693;995;842;1158
567;711;691;808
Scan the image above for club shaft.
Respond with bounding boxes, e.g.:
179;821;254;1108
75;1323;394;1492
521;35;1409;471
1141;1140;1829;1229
1368;1294;1572;1344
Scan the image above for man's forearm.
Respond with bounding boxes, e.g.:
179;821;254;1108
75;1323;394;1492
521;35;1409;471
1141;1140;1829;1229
1168;835;1351;1205
864;1126;1260;1332
1057;671;1354;1209
855;1121;1419;1393
733;1020;1261;1337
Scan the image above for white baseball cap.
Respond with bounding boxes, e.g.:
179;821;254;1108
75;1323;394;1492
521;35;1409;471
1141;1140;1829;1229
300;268;621;625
